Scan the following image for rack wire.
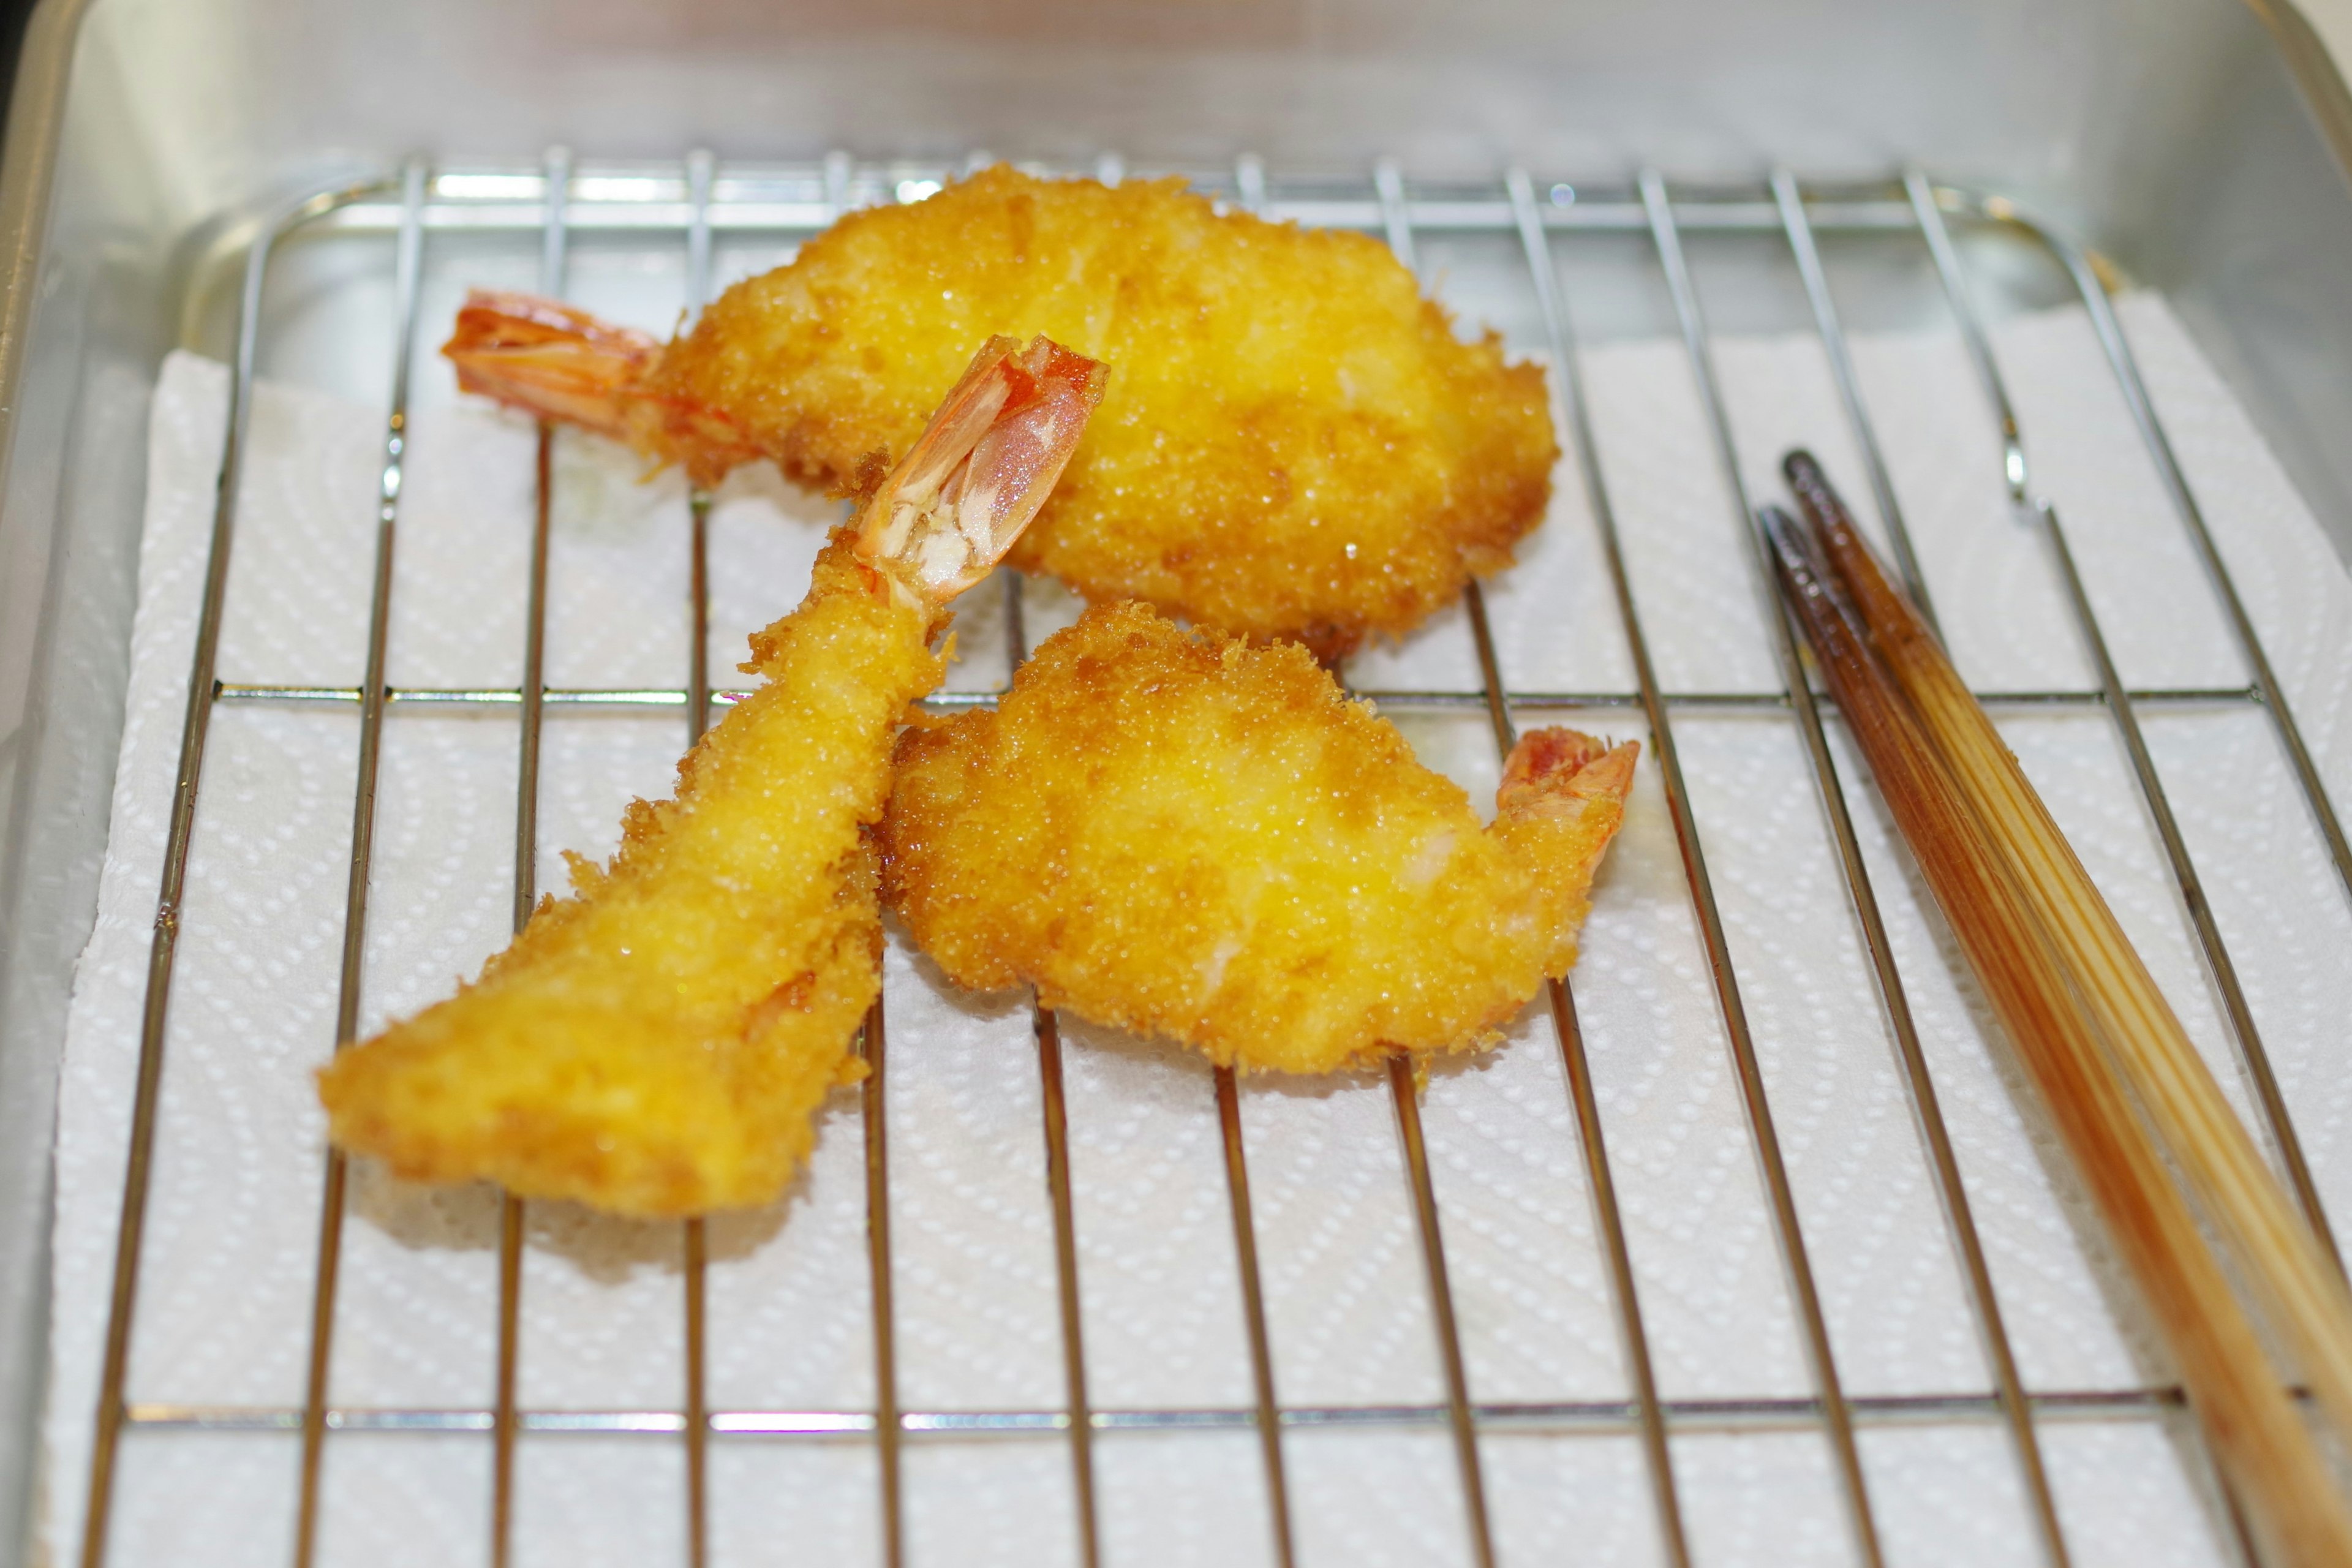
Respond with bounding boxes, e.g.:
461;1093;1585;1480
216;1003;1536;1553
65;150;2352;1568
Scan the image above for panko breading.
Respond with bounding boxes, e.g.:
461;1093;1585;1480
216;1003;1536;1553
446;166;1558;659
318;538;928;1213
317;337;1105;1215
879;603;1637;1073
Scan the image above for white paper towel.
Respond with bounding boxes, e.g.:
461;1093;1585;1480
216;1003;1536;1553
36;287;2352;1568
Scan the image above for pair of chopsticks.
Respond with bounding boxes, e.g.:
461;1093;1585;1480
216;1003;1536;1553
1763;453;2352;1566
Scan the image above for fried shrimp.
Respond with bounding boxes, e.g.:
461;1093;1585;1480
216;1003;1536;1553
878;603;1637;1074
444;165;1557;660
317;336;1106;1216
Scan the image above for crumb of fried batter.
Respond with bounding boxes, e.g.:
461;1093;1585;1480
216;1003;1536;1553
317;535;939;1216
878;601;1637;1074
644;167;1557;659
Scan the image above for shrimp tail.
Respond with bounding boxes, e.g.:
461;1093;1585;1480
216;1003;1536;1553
440;288;764;483
853;334;1109;609
1491;728;1639;975
1498;728;1638;818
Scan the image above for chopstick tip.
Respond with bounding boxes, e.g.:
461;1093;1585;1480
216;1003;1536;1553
1756;503;1817;579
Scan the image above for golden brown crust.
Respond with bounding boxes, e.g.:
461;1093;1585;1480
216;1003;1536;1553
878;602;1632;1073
643;167;1558;657
317;535;940;1215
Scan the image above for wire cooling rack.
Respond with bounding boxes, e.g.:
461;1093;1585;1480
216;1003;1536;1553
63;151;2352;1568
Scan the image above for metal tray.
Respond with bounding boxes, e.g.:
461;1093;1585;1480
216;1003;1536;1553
8;4;2352;1565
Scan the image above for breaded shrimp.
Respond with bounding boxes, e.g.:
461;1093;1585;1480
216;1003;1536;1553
444;165;1557;660
878;602;1637;1073
317;336;1106;1215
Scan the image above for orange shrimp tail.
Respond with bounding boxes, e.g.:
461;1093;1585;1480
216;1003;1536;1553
853;334;1109;607
440;289;763;484
1498;728;1638;818
443;290;659;441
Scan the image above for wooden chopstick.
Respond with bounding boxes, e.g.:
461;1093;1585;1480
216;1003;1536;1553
1762;499;2352;1566
1785;450;2352;1453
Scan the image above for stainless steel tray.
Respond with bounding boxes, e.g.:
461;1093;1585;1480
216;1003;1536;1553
9;4;2352;1566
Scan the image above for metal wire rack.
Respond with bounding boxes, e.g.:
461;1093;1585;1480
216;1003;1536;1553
64;148;2352;1568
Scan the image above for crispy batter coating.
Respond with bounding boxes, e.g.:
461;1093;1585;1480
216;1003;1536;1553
317;537;940;1215
880;603;1637;1072
644;167;1556;658
320;336;1101;1215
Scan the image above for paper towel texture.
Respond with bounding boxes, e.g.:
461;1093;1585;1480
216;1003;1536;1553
38;285;2352;1568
